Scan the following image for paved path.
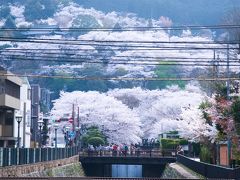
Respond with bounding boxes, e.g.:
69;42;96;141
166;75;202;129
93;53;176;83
169;163;200;179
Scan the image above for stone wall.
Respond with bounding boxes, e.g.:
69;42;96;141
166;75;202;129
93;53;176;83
161;163;201;179
24;162;85;177
0;155;84;177
161;163;185;179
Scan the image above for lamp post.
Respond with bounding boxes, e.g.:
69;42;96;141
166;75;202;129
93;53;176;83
53;123;59;148
38;119;44;148
16;115;22;148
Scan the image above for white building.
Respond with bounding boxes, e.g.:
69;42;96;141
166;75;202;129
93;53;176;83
15;77;31;148
0;67;22;147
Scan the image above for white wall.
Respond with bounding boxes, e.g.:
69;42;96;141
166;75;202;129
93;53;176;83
15;78;31;148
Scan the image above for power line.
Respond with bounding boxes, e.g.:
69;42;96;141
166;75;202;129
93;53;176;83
0;52;239;63
0;45;237;51
0;73;239;81
1;36;239;45
0;52;229;61
1;24;240;31
0;38;238;50
1;49;239;61
1;55;240;67
1;47;237;52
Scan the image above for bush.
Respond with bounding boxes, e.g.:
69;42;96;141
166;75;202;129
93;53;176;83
200;145;211;163
161;138;188;150
161;138;179;149
81;126;106;147
179;139;188;145
87;137;105;147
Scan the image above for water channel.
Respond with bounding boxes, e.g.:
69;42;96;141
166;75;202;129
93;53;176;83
112;165;142;177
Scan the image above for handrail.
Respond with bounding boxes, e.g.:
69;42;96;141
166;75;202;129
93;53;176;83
177;154;239;179
79;149;176;157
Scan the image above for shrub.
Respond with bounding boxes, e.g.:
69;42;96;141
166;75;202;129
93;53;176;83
200;145;211;163
179;139;188;145
161;138;179;149
87;137;105;147
161;138;188;150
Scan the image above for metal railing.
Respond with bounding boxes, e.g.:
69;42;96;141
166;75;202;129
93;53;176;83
177;154;240;179
0;146;79;167
80;149;176;157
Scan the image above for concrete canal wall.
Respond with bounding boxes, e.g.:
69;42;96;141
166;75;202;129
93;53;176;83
0;155;85;177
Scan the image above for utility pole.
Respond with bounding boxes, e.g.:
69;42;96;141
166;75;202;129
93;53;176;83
213;49;219;78
226;42;231;167
23;102;26;148
211;50;220;97
77;107;80;148
77;107;80;128
72;104;75;131
213;50;221;165
227;43;230;100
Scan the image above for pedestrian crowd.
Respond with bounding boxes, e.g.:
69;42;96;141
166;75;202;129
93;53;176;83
87;144;140;157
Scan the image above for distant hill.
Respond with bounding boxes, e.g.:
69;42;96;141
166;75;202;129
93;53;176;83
77;0;240;25
1;0;240;25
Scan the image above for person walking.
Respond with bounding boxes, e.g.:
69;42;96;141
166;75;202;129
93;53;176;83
112;144;118;156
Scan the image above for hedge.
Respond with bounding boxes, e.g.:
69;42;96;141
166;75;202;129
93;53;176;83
161;138;188;149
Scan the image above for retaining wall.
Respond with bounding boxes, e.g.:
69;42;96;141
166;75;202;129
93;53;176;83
0;155;82;177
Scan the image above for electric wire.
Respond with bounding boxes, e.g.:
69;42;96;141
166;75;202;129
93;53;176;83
1;24;240;31
2;52;238;61
0;72;239;81
0;37;239;50
1;36;240;45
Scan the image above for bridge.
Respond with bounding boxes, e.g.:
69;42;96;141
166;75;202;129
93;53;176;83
79;149;176;177
79;149;176;165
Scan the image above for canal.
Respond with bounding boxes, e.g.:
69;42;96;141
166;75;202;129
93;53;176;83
82;163;166;177
112;165;142;177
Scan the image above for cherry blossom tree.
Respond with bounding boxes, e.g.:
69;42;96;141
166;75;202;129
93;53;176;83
51;84;213;144
51;91;143;144
108;84;207;138
177;106;217;143
207;96;234;138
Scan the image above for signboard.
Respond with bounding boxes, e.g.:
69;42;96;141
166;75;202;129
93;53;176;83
69;131;75;139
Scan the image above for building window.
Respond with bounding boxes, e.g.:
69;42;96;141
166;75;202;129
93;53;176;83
5;80;20;99
0;110;3;125
0;140;4;147
5;110;13;125
27;89;31;100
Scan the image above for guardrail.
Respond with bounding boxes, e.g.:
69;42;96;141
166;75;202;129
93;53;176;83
0;146;79;167
177;154;240;179
80;149;176;157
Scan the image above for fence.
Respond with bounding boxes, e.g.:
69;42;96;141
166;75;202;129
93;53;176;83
177;154;240;179
0;146;79;167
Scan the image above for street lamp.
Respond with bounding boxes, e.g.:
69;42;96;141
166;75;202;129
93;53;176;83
16;115;22;148
53;123;59;148
38;119;44;148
